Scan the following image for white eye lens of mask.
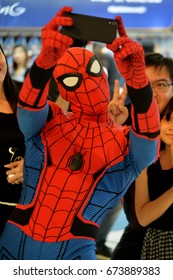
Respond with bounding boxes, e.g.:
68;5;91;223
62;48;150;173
90;60;101;74
63;76;79;87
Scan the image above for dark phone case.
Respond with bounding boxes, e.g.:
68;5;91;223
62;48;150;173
61;12;118;44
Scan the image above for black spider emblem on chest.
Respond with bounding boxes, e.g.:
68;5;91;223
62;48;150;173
67;150;85;171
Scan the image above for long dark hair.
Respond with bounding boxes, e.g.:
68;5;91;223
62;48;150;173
160;97;173;150
0;45;19;113
160;97;173;120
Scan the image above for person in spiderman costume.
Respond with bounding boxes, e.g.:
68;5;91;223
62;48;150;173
0;6;160;260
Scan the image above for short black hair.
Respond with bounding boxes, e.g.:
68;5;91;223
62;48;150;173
145;53;173;82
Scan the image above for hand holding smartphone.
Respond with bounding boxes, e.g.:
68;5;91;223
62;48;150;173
60;12;118;44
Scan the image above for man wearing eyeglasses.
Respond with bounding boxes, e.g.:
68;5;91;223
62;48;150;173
111;52;173;260
146;53;173;114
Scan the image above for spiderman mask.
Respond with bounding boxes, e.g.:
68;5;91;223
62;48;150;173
53;47;110;119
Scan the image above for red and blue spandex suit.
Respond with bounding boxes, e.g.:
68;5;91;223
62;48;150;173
0;47;159;259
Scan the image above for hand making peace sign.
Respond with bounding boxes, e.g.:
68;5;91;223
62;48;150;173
108;79;129;125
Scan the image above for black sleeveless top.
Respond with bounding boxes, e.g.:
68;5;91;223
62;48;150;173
148;159;173;230
0;112;24;203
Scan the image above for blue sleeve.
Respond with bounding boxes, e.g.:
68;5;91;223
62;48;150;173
129;129;159;171
17;103;49;141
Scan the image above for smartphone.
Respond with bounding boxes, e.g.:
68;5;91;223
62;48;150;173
60;12;118;44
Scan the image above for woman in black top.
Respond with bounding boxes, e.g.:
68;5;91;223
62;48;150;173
0;45;24;235
135;98;173;259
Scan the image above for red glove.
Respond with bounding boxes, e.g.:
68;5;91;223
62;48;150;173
107;16;148;89
36;6;74;69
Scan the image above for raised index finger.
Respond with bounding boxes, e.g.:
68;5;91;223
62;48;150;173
116;16;128;38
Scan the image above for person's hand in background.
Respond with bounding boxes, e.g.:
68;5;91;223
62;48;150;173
5;159;24;184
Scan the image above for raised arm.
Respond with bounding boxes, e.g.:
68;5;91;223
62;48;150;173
107;16;160;168
17;6;74;139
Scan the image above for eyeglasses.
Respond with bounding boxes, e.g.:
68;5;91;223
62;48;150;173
151;81;173;92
